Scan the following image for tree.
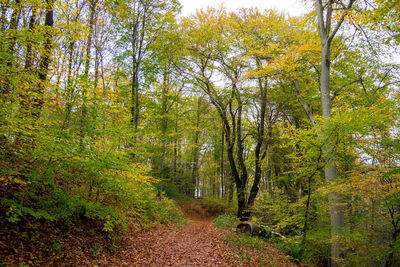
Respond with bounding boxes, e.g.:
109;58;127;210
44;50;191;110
314;0;356;265
184;7;294;219
109;0;180;157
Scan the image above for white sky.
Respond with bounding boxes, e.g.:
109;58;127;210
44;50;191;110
179;0;310;17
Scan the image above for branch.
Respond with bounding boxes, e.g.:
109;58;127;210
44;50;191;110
378;66;394;89
328;0;356;42
293;80;316;126
331;77;362;102
354;23;379;59
315;0;326;39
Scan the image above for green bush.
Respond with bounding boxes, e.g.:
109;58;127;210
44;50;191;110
224;233;264;249
213;214;239;230
0;136;184;231
253;194;307;236
159;182;190;201
201;198;229;216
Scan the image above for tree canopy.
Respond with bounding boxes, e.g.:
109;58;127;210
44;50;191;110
1;0;400;266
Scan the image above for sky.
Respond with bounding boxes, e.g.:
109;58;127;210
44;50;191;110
179;0;310;17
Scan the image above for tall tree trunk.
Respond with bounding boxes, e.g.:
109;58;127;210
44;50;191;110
247;76;267;209
60;40;75;130
6;0;20;61
384;205;399;267
315;1;355;265
196;64;266;219
220;125;224;199
1;0;20;97
160;139;166;192
159;70;169;193
234;96;248;220
24;6;37;69
228;174;234;204
80;0;97;149
173;117;178;183
32;0;54;118
129;2;149;155
0;1;10;32
59;5;84;129
13;6;38;149
100;43;107;130
0;0;18;152
191;97;201;198
321;40;344;265
220;102;242;209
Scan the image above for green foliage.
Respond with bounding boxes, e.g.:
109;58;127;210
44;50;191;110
51;242;63;257
90;245;104;257
144;195;185;226
273;230;330;264
224;233;264;249
253;194;309;236
0;137;184;230
160;182;191;201
1;1;399;265
213;214;239;230
201;198;229;216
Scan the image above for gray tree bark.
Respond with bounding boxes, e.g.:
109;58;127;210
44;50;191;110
315;1;355;266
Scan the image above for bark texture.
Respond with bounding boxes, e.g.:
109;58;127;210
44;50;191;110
314;0;356;265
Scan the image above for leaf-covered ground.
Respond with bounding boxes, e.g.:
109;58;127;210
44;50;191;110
84;221;235;266
1;200;305;266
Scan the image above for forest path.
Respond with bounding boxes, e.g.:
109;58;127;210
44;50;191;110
87;200;235;266
68;200;302;266
117;219;235;266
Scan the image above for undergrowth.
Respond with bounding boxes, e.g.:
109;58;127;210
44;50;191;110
0;142;185;265
223;233;283;266
201;198;230;216
213;214;239;230
213;214;308;266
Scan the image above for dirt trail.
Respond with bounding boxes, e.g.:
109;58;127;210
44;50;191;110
84;201;304;267
82;200;235;266
2;200;304;266
61;200;302;266
120;221;234;266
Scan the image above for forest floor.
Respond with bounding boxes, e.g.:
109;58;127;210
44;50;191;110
0;200;304;266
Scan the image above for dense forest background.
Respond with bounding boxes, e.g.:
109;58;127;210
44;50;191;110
0;0;399;266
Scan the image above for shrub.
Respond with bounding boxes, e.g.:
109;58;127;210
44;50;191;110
213;214;239;230
0;140;184;232
201;198;229;216
159;182;190;201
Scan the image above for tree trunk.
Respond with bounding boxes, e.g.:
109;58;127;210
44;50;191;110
24;6;37;69
314;0;356;265
384;206;399;267
61;40;76;129
1;0;20;97
191;97;201;198
247;76;267;209
220;125;224;199
235;99;248;220
173;118;178;183
0;0;19;152
321;38;345;267
160;70;169;193
80;0;97;149
33;0;54;118
129;2;149;154
0;1;10;32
